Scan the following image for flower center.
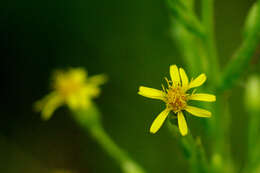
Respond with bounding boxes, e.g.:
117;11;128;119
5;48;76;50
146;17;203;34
166;85;187;112
55;78;83;97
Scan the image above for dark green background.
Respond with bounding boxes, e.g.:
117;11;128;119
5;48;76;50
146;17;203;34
0;0;259;172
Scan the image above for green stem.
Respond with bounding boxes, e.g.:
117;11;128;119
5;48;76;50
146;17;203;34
167;0;205;38
244;76;260;172
171;20;206;74
89;126;145;173
201;0;220;85
218;1;260;92
73;106;146;173
90;126;129;163
245;110;260;173
201;1;233;173
210;94;234;173
167;120;209;173
168;0;209;75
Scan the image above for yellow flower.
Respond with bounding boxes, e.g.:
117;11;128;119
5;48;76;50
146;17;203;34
51;170;74;173
35;68;107;120
138;65;216;136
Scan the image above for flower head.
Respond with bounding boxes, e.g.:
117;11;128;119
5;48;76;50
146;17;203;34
138;65;216;136
35;68;107;120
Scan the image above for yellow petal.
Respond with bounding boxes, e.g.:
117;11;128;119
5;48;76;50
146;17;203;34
88;74;108;86
69;68;88;82
177;111;188;136
189;93;216;102
189;73;206;89
34;93;54;112
138;86;166;100
185;106;212;117
170;65;180;85
35;93;63;120
84;85;100;98
179;68;189;88
150;109;170;133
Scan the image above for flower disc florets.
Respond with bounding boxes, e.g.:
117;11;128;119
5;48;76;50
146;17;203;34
53;69;86;98
166;85;187;113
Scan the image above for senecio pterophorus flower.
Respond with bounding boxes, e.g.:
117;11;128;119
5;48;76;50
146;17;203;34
35;68;107;120
138;65;216;136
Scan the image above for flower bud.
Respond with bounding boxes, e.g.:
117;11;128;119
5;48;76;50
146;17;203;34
245;75;260;111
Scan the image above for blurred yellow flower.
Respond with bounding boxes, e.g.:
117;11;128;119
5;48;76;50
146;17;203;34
35;68;107;120
51;170;74;173
138;65;216;136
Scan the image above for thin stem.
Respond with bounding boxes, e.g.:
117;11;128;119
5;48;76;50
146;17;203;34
89;126;145;173
167;0;205;38
218;1;260;92
168;0;209;75
210;94;234;173
73;106;146;173
90;126;130;165
167;120;209;173
201;0;220;85
171;20;207;75
244;110;260;173
244;76;260;172
201;2;233;173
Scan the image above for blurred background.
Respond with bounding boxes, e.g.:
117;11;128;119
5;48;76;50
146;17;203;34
0;0;259;172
